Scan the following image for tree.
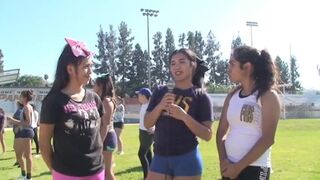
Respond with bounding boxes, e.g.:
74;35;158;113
105;25;117;80
6;75;46;87
275;56;290;85
163;28;175;82
194;31;205;59
151;32;165;85
186;31;195;51
204;30;221;84
216;59;229;85
94;26;109;75
129;44;148;94
178;33;186;48
0;49;4;72
289;55;302;93
116;21;134;96
94;25;118;80
231;34;244;49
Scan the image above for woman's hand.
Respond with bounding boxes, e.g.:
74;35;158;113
167;104;188;121
6;117;15;124
222;162;242;179
158;93;175;112
219;158;231;176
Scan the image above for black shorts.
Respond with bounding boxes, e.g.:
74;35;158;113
114;122;124;129
222;166;270;180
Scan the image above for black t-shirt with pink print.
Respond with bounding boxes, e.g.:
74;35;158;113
40;90;104;176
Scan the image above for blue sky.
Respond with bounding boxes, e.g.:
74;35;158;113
1;0;319;89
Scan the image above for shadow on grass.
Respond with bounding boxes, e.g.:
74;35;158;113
5;149;15;152
308;170;320;174
0;166;15;170
32;171;51;178
0;156;15;161
115;166;142;176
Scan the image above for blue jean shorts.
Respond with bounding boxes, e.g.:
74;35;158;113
103;130;117;152
150;147;202;177
15;127;34;139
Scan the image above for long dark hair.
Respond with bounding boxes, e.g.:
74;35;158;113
21;90;33;102
95;74;115;100
232;45;278;99
169;48;208;88
44;44;88;99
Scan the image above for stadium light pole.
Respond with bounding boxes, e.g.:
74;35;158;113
141;8;159;89
246;21;258;46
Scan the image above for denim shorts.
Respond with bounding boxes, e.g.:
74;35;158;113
150;147;202;177
15;127;34;139
103;130;117;152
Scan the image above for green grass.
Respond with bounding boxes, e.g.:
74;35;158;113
1;119;320;180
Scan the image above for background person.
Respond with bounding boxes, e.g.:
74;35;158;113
7;90;35;180
93;74;117;180
0;107;6;154
12;101;24;167
30;104;40;156
137;88;154;180
113;96;125;155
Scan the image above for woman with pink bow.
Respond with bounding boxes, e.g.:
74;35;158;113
40;38;105;180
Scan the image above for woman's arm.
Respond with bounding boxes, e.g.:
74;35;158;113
178;112;213;141
216;93;232;175
223;90;281;178
6;116;22;125
216;93;232;160
167;93;215;141
7;106;32;126
144;93;175;128
24;105;33;126
100;98;114;141
39;123;55;171
120;104;125;121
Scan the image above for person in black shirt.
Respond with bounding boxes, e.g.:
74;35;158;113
145;48;214;180
39;38;105;180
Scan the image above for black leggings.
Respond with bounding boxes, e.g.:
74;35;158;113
32;128;39;154
138;129;154;179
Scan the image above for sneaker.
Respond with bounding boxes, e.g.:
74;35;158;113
34;154;41;158
116;151;124;155
16;175;25;180
13;162;19;166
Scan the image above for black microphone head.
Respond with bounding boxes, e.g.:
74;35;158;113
166;79;175;93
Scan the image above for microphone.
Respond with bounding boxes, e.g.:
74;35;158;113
163;79;175;116
166;79;175;93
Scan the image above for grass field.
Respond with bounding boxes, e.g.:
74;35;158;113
0;119;320;180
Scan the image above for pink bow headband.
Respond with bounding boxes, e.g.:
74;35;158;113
65;37;94;58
